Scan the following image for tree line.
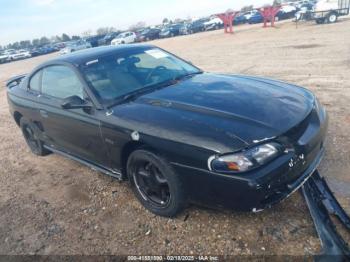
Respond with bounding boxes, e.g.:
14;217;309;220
1;26;118;51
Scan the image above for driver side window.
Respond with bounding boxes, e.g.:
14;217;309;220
41;65;84;99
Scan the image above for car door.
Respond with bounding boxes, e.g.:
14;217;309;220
37;64;110;167
125;33;131;43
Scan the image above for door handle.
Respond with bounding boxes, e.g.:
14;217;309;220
39;109;48;118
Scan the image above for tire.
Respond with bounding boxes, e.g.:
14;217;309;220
127;149;187;217
20;118;51;156
327;13;338;23
316;18;325;24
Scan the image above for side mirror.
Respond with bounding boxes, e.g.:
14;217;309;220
61;95;92;110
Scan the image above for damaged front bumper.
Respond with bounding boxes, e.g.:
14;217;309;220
302;170;350;260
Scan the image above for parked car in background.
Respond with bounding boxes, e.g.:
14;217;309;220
7;49;31;61
179;23;190;35
243;10;259;20
204;17;224;31
42;45;57;54
6;45;328;217
85;35;106;48
0;52;9;63
277;4;298;20
53;42;66;50
296;0;313;9
30;45;57;57
30;48;43;57
233;13;248;25
3;49;16;60
295;2;316;20
248;12;264;24
99;32;120;46
60;40;92;54
136;28;161;42
111;32;137;45
159;24;182;38
188;18;209;33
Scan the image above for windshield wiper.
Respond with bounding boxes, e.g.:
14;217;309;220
107;78;179;108
174;71;203;81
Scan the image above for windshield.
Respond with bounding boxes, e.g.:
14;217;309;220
81;47;201;107
117;33;127;38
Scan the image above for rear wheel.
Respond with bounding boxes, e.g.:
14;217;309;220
127;150;187;217
20;118;51;156
327;13;338;23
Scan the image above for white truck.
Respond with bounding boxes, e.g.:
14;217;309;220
313;0;350;23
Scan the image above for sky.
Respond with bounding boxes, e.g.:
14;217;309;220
0;0;272;46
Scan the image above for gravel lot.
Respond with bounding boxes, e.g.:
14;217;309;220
0;18;349;256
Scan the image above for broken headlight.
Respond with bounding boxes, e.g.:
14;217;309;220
209;143;282;173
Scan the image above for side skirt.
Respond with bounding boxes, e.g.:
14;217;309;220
44;145;122;180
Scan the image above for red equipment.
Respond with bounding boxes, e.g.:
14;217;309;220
258;6;281;28
217;11;239;33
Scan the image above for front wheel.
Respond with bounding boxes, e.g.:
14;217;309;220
20;118;51;156
127;150;187;217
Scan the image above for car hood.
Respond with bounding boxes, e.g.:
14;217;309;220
111;73;314;153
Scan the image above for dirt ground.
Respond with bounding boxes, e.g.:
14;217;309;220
0;18;349;256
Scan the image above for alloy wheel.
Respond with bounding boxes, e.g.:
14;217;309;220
133;161;171;208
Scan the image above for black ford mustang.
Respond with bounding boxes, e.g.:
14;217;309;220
6;45;328;217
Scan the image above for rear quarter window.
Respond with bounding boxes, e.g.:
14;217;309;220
29;70;42;92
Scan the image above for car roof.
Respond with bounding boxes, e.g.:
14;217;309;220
48;44;155;66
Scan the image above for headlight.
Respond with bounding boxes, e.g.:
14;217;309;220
209;143;282;173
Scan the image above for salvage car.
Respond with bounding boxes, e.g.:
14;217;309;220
248;12;264;24
188;18;209;33
159;24;182;38
7;49;32;61
233;13;248;25
0;52;9;63
6;45;328;217
203;17;224;31
136;28;161;42
60;40;91;55
111;32;136;45
99;32;120;46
